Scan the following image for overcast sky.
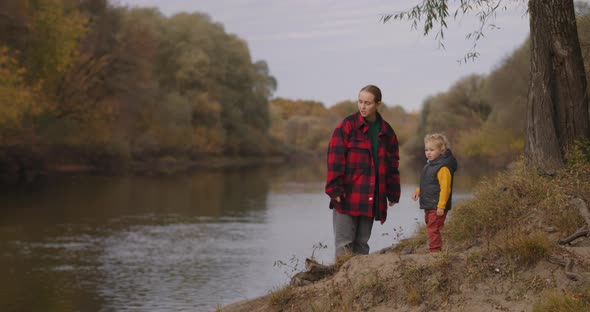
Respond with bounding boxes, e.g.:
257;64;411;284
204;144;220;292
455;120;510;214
116;0;531;111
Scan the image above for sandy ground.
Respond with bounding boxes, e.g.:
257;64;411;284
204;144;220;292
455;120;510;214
221;240;590;312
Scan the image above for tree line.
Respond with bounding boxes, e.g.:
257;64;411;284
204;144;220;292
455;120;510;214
0;0;422;181
2;0;589;182
269;98;418;157
0;0;279;180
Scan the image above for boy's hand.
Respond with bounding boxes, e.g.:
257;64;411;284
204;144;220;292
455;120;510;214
436;208;445;216
388;201;396;207
412;191;419;201
334;193;346;203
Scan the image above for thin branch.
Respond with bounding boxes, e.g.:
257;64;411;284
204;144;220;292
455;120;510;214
380;0;519;63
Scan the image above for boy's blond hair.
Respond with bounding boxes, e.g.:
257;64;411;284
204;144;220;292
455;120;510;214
424;133;450;152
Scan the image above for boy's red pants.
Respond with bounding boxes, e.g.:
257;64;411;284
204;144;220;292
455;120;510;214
424;209;448;252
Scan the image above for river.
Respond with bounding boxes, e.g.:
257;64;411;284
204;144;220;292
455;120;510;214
0;163;474;311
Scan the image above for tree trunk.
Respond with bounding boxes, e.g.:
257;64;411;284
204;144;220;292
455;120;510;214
526;0;590;170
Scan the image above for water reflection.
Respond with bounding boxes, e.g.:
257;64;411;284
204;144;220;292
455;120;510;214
97;222;267;311
0;163;475;311
0;166;275;312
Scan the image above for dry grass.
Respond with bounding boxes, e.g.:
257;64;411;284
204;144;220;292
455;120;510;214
399;262;423;305
334;252;355;271
394;225;428;252
464;250;487;281
307;302;328;312
297;269;394;311
267;285;296;310
355;270;382;293
549;206;586;235
354;270;389;309
252;160;590;312
533;288;590;312
325;279;355;312
546;144;590;234
559;165;590;207
447;160;572;246
398;252;457;307
443;160;590;279
490;229;553;267
566;138;590;170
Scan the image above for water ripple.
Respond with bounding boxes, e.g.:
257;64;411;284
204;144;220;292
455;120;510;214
97;222;266;311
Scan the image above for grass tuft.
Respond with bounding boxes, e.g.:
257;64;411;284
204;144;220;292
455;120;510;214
334;252;355;270
399;252;457;307
355;270;389;308
394;225;428;252
491;230;552;267
533;288;590;312
267;285;295;309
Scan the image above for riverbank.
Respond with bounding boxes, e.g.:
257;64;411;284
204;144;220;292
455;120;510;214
0;144;309;184
44;156;289;174
220;161;590;312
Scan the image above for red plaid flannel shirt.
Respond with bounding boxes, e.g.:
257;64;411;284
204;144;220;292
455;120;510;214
325;112;401;224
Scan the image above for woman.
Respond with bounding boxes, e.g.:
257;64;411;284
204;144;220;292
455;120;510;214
325;85;401;257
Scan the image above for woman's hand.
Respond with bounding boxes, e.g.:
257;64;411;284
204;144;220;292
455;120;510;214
412;191;419;201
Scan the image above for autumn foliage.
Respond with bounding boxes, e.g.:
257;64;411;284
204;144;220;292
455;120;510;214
2;1;590;179
0;0;280;177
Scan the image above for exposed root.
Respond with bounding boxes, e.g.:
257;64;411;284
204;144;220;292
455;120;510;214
558;197;590;245
559;228;590;245
565;259;584;281
547;256;584;281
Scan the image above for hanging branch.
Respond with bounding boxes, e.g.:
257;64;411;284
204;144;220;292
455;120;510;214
380;0;522;63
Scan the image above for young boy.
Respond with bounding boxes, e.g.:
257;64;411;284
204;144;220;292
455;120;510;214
412;133;458;253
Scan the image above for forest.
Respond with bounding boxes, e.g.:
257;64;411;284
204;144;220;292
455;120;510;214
1;0;590;181
0;0;281;179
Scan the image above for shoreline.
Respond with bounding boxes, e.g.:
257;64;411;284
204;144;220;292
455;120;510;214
0;154;315;185
46;155;293;176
